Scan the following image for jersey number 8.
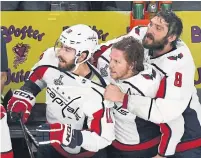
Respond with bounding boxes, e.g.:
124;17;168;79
174;72;182;87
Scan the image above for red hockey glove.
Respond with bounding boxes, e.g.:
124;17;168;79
36;123;83;149
7;89;36;123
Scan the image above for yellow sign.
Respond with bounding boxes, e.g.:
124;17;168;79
176;11;201;88
1;11;129;103
1;11;201;103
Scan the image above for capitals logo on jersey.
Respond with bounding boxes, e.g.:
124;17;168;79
141;69;156;80
167;53;183;61
93;44;112;67
135;26;146;36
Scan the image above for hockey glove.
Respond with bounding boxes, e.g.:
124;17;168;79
36;123;83;149
7;89;36;123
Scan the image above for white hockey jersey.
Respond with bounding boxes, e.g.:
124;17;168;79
95;26;201;156
110;64;162;151
23;48;115;156
0;105;13;158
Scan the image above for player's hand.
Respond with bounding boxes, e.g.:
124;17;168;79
7;89;35;123
36;123;83;149
104;84;125;103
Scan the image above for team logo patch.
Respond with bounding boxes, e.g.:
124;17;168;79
93;44;112;67
87;35;97;40
54;75;64;85
141;69;156;80
100;64;109;77
12;43;31;68
167;53;183;61
134;26;144;35
135;27;140;35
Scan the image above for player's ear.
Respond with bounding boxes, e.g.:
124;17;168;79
168;34;177;43
78;52;87;63
129;62;135;71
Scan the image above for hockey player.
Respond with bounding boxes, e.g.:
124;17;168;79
0;105;13;158
7;24;115;158
98;11;201;158
102;36;162;158
0;33;13;158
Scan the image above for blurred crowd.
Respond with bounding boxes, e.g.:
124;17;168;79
1;1;131;11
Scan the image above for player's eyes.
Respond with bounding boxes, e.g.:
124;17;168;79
156;26;162;31
110;58;120;64
65;48;70;51
115;60;121;64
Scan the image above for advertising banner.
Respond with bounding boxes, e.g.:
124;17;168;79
1;11;201;102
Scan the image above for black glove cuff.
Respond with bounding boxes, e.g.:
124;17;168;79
75;130;83;146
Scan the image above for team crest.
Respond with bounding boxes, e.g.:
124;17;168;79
100;64;109;77
135;27;140;35
54;75;64;85
167;53;183;61
93;44;112;67
141;69;156;80
135;26;144;35
12;43;31;69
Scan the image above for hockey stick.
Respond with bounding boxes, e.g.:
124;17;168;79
23;124;39;149
19;116;35;158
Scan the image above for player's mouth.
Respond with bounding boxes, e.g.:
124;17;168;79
145;33;154;41
110;71;116;75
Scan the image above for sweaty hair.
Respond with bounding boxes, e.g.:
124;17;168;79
112;36;144;72
156;10;183;46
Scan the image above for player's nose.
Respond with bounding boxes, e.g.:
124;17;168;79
56;48;65;57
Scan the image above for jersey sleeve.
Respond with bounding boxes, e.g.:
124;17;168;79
93;26;146;67
124;61;195;124
81;90;115;152
122;51;195;156
21;48;57;96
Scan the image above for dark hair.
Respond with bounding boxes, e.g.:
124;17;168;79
112;36;144;72
156;10;183;46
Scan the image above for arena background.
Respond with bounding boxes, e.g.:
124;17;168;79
1;2;201;103
1;1;201;158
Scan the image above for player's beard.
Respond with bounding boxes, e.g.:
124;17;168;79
58;58;76;72
142;33;168;51
110;67;131;80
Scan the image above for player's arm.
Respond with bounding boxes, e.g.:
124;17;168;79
93;26;145;67
122;64;195;124
7;64;49;123
35;98;115;153
7;47;54;123
81;109;115;152
93;26;137;67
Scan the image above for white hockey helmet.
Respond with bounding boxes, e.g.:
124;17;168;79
57;24;98;65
